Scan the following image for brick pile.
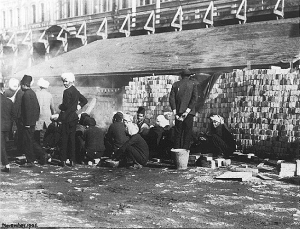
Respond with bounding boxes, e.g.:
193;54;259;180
122;69;300;159
196;69;300;159
122;75;179;124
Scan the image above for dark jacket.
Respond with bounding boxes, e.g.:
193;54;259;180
1;93;16;131
105;121;129;152
83;126;105;153
20;89;40;126
169;77;198;115
59;85;88;123
116;134;149;163
14;89;24;120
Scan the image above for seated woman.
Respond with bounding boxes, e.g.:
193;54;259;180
192;114;236;158
113;122;149;169
145;115;172;159
104;112;129;157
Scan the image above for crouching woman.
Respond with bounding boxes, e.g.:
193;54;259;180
113;122;149;169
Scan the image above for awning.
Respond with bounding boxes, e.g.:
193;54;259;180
13;17;300;79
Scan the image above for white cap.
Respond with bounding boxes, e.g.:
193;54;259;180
8;78;20;91
37;78;50;89
61;72;75;82
127;122;139;136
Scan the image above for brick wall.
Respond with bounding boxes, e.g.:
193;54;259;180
122;69;300;160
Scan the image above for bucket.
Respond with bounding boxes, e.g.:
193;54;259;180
171;149;190;170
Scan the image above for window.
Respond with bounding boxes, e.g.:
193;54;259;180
58;0;63;19
2;11;6;28
17;8;20;26
32;5;36;23
67;0;71;17
83;0;88;15
74;0;79;16
41;3;45;21
10;9;13;27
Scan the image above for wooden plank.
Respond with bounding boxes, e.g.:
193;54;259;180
13;18;300;78
215;172;253;181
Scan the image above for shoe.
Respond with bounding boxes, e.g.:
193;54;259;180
129;164;143;170
1;167;10;173
68;161;75;167
20;162;35;168
59;161;66;167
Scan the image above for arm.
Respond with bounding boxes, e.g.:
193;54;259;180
50;96;55;115
187;83;198;111
78;92;88;108
59;90;72;111
169;85;176;115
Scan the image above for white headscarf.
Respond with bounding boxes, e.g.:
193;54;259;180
127;122;139;136
61;72;75;82
37;78;50;89
210;115;224;124
8;78;19;91
156;115;170;128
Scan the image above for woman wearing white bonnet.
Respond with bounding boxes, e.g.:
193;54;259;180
145;115;173;159
201;114;236;158
112;122;149;169
35;78;55;145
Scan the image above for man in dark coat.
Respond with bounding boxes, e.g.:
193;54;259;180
82;117;106;163
135;106;150;138
20;75;47;167
104;112;129;157
1;82;16;172
114;122;149;169
169;69;198;150
58;72;88;166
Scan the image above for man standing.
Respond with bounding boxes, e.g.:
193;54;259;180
20;75;46;167
169;69;198;150
58;72;88;167
35;78;55;146
1;82;16;172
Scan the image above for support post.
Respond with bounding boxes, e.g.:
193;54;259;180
144;10;155;34
119;14;130;37
236;0;247;24
203;1;214;28
171;6;183;31
274;0;284;19
96;17;108;39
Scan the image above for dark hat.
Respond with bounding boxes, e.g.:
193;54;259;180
137;106;145;115
180;69;193;77
79;113;90;125
86;117;96;126
113;112;123;122
21;75;32;86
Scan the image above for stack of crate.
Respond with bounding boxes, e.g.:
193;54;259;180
122;75;179;124
196;69;300;159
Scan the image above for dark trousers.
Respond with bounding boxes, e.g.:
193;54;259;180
61;120;77;162
1;131;9;166
23;125;46;164
16;121;24;154
174;114;194;150
125;145;148;166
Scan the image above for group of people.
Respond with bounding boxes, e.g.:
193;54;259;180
1;69;236;172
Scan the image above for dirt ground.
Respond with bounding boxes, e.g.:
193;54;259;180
1;143;300;228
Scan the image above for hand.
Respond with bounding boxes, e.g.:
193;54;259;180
24;125;30;129
175;115;181;120
77;105;81;111
181;112;189;119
